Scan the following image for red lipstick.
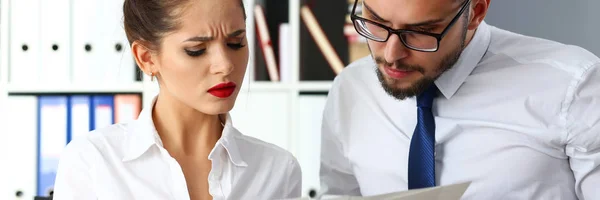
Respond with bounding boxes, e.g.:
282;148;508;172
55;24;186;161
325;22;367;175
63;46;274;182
208;82;236;98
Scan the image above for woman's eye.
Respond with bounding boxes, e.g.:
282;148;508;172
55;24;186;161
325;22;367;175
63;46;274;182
185;49;206;57
227;43;246;49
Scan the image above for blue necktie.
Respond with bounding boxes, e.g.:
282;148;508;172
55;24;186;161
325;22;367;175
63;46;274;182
408;84;437;189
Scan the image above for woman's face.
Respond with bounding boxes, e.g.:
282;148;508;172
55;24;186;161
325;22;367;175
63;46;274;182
154;0;248;115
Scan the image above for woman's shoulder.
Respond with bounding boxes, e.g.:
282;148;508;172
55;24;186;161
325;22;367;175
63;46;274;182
70;122;130;146
61;122;134;161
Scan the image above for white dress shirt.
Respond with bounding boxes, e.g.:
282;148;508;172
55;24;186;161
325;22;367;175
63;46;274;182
53;96;302;200
320;21;600;200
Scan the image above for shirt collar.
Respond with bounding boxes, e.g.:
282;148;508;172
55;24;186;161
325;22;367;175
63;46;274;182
434;20;492;99
122;96;248;167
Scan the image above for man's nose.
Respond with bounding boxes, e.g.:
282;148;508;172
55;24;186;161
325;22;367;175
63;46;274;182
384;34;409;63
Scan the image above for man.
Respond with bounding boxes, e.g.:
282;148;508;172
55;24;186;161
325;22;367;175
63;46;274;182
319;0;600;199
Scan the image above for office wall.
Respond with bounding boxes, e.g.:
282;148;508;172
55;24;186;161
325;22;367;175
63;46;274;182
485;0;600;56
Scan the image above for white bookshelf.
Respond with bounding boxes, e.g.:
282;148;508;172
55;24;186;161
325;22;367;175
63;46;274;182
5;83;145;94
0;0;10;100
0;0;337;197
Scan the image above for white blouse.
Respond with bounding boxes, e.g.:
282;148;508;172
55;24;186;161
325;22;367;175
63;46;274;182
53;97;302;200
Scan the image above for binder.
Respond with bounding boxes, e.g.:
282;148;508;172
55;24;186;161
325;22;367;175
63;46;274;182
68;95;92;142
37;96;69;196
9;0;41;84
71;0;103;83
296;93;328;196
102;0;136;83
39;0;71;84
91;95;115;131
114;94;142;123
0;96;38;200
72;0;135;83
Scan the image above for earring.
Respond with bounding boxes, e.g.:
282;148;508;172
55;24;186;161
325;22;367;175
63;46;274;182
150;72;154;81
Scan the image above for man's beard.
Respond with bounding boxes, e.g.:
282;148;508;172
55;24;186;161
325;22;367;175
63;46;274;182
374;48;462;100
374;24;468;101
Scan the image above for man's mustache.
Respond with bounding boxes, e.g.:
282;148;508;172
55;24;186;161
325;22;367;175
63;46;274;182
374;57;425;74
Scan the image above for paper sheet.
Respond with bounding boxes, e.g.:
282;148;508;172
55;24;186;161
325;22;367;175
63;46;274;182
283;182;471;200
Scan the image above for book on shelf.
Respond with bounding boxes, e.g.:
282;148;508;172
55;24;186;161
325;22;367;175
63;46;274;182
253;0;289;82
299;0;349;81
345;0;370;63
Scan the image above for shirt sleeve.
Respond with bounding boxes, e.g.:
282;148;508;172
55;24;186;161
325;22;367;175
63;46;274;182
565;63;600;200
52;137;97;200
319;76;362;196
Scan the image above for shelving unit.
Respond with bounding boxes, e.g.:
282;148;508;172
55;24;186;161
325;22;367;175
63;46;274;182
0;0;367;198
5;83;145;94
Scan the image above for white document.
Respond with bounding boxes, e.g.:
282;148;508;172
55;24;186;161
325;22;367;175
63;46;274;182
40;0;71;84
284;182;471;200
9;0;40;84
279;23;291;83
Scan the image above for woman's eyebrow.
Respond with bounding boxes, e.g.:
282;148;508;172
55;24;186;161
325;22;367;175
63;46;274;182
183;29;246;42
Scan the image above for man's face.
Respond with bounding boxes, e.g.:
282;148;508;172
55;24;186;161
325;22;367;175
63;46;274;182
358;0;470;100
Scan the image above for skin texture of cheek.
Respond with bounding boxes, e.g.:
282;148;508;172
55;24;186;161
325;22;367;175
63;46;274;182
157;49;249;115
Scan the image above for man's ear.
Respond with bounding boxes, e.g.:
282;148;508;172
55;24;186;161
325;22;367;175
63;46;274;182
131;41;158;77
467;0;491;30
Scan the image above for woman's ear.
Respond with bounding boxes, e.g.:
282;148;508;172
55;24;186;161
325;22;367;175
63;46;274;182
131;41;158;77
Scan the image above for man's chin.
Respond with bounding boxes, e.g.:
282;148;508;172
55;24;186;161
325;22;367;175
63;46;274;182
383;76;416;89
376;68;434;100
381;82;421;100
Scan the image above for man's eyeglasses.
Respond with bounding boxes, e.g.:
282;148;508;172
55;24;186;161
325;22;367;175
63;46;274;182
350;0;471;52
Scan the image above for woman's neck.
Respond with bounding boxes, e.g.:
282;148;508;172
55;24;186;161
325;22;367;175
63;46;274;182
152;93;223;156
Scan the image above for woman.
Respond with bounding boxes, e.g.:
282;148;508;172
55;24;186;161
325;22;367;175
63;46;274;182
53;0;302;199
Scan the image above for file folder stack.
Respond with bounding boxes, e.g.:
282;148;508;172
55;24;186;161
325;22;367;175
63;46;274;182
8;0;137;85
0;94;141;199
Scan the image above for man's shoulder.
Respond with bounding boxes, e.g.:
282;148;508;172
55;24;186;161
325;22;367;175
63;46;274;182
487;26;600;76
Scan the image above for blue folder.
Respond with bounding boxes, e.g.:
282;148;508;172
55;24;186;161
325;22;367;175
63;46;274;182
67;95;92;143
37;95;68;196
91;95;115;131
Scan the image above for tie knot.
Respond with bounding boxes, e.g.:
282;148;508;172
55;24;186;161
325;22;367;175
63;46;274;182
417;84;437;108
